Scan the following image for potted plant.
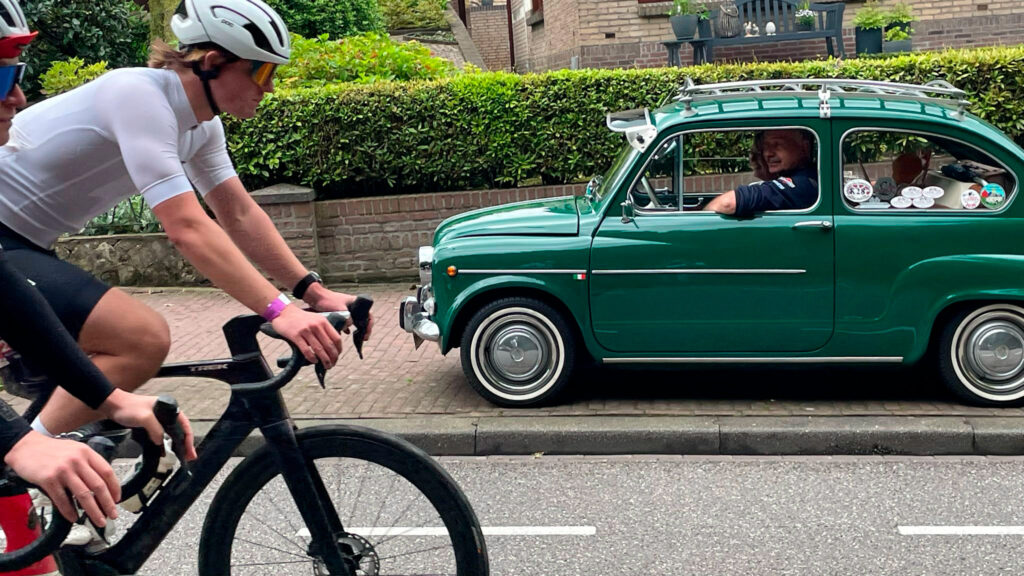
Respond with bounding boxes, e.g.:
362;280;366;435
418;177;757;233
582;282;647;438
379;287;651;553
668;0;700;41
696;5;713;39
853;1;886;55
883;26;912;53
795;1;815;31
885;1;915;33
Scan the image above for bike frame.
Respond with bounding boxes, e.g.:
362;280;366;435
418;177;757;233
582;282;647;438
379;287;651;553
56;314;355;576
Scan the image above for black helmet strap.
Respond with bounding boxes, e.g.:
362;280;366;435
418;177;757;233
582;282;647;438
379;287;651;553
191;61;221;116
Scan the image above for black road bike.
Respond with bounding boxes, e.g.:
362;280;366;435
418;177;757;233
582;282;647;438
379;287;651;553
0;297;489;575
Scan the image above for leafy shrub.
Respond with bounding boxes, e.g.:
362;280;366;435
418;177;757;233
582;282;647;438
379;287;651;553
885;2;915;27
225;46;1024;198
21;0;149;100
40;58;109;96
852;1;886;30
263;0;385;40
277;33;461;87
884;28;910;42
379;0;449;31
81;196;162;236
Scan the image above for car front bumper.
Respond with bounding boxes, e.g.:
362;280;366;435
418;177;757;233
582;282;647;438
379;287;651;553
399;246;440;348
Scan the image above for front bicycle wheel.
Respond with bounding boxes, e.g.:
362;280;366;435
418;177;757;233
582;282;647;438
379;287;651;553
198;426;488;575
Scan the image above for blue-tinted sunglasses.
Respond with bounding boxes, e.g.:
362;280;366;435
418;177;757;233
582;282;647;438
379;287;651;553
0;63;25;100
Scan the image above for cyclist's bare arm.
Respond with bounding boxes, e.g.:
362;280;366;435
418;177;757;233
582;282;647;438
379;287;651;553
204;177;374;340
151;192;341;367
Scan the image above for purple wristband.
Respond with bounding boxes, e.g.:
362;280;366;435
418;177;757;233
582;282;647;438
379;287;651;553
262;294;290;321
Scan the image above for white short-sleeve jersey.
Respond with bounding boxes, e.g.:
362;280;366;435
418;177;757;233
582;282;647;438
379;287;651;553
0;67;237;248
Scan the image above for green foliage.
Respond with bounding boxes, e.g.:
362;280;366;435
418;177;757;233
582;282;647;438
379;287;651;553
147;0;178;46
21;0;149;100
81;196;162;236
224;46;1024;198
853;1;886;30
885;2;915;26
379;0;449;31
669;0;702;16
278;32;461;88
263;0;385;40
885;27;910;42
39;58;109;96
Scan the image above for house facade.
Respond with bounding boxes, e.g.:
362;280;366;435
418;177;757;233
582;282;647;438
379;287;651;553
467;0;1024;72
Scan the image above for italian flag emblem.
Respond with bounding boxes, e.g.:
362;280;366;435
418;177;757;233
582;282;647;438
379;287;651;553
575;273;587;280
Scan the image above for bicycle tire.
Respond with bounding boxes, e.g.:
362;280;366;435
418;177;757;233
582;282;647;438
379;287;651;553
0;483;72;572
197;425;488;576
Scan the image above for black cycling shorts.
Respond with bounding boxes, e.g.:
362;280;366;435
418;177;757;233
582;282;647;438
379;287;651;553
0;223;111;341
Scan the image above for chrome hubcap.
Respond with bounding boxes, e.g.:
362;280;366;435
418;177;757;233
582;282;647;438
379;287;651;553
473;308;563;398
954;306;1024;399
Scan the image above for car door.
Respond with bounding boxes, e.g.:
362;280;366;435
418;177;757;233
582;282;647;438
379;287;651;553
589;123;835;353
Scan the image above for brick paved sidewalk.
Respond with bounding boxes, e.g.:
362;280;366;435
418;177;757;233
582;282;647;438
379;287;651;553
5;284;1023;421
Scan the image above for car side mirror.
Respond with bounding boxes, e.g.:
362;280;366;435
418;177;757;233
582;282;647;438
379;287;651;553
621;196;635;223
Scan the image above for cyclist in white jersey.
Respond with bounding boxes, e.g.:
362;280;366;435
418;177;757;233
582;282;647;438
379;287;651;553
0;0;196;527
0;0;372;438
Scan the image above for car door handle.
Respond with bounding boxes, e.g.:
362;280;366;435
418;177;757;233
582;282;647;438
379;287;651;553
792;220;833;230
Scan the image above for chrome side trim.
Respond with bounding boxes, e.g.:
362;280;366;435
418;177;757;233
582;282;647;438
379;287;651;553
458;269;588;275
604;356;904;364
591;269;806;275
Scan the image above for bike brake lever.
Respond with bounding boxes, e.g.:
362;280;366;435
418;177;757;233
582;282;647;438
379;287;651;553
314;362;327;388
153;396;191;478
347;295;374;360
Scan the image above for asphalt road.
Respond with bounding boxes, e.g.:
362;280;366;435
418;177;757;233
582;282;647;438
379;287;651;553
96;454;1024;575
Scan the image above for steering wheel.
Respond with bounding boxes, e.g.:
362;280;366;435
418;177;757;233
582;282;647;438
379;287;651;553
637;176;663;209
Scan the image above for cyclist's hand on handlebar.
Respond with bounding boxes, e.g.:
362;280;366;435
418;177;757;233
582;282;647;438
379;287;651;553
3;431;119;526
100;389;198;461
272;305;342;368
304;289;374;342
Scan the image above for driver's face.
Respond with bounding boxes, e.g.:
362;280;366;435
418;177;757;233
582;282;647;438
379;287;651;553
761;130;810;175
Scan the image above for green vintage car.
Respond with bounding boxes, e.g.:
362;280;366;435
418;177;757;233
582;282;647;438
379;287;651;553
400;78;1024;407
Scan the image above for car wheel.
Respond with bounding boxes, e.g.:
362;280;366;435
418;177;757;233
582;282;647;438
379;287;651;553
460;297;576;407
938;303;1024;406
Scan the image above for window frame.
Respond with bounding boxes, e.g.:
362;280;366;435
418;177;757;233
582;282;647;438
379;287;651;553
838;126;1018;215
627;125;824;217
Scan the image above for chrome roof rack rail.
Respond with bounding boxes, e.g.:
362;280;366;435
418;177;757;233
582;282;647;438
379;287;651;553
671;78;970;120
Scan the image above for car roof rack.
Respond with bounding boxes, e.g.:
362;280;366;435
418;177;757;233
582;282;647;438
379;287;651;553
669;78;970;120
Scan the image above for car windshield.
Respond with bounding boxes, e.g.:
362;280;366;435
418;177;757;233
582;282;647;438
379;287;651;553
588;144;637;202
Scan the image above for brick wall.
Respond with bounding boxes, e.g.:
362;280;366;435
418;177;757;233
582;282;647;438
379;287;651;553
314;184;587;282
469;5;513;71
510;0;1024;71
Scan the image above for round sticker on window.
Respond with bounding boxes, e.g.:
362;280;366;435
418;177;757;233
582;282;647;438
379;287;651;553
913;196;934;209
844;179;873;203
981;183;1006;209
875;177;898;202
890;196;913;209
961;189;981;209
923;186;945;199
900;186;923;199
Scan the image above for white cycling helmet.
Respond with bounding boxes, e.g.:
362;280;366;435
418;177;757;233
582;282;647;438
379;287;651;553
0;0;36;58
172;0;290;64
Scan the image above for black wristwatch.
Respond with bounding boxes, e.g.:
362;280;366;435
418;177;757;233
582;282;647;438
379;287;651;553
291;271;323;300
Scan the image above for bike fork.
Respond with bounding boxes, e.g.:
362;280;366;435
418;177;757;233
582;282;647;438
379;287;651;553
262;420;353;576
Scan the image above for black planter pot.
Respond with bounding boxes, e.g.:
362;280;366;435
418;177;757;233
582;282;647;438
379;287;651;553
883;38;912;53
795;21;814;32
697;18;712;39
670;14;698;40
855;27;883;55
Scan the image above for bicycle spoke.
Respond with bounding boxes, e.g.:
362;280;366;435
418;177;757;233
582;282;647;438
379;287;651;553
232;536;310;560
239;508;308;554
370;473;398;533
345;460;368;525
372;494;434;549
231;559;312;567
376;542;460;562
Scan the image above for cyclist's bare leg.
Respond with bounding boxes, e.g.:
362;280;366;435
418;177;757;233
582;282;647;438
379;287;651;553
37;288;170;434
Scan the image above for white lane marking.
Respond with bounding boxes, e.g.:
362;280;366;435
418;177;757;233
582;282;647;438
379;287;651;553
297;526;596;537
899;526;1024;535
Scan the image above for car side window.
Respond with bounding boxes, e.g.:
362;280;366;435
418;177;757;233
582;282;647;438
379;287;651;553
841;129;1017;211
630;136;680;211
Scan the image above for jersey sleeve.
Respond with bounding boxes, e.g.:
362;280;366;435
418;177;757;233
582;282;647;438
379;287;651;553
733;173;818;217
0;400;31;459
183;118;238;196
97;75;194;208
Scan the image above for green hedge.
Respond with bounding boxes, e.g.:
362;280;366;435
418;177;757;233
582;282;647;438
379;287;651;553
263;0;385;40
226;46;1024;198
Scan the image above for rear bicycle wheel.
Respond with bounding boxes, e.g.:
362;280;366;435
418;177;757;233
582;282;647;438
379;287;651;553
198;426;488;575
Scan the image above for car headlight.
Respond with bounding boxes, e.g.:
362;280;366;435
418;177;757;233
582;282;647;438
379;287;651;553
418;246;434;286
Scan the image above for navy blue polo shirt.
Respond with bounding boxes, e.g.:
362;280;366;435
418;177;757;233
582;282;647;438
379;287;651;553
733;167;818;218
